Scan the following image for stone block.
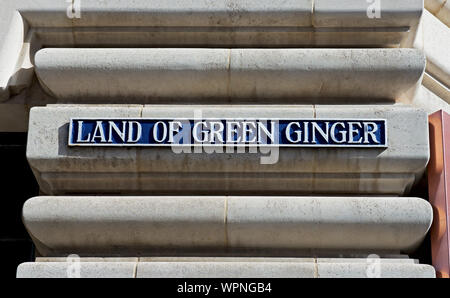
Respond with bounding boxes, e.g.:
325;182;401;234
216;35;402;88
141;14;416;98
422;73;450;104
17;258;436;278
27;104;429;195
69;0;313;27
36;257;139;263
35;48;230;101
22;196;432;256
136;261;315;278
412;85;450;114
314;0;423;27
228;49;424;103
426;0;450;26
34;48;425;103
0;0;425;101
316;258;417;264
138;257;315;263
225;196;432;252
16;262;137;278
415;10;450;90
316;263;436;278
35;256;419;263
23;196;225;256
314;105;429;177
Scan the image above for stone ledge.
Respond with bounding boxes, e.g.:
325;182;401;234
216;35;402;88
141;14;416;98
136;262;315;278
16;260;436;278
34;48;425;103
23;196;432;256
35;256;417;264
412;85;450;113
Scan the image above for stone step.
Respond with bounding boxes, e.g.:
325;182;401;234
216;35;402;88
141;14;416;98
34;257;418;264
22;196;432;256
27;104;429;195
17;259;436;278
34;48;425;103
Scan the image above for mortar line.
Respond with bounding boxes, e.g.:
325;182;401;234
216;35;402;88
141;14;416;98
224;197;229;250
133;261;138;278
313;258;318;278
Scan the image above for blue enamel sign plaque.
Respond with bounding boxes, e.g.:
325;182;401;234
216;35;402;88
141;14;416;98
68;118;387;147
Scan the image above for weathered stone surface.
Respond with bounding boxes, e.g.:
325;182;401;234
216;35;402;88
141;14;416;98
34;48;425;103
435;2;450;26
36;257;315;263
24;196;225;256
316;263;436;278
422;73;450;104
36;256;418;264
426;0;447;14
412;85;450;114
27;104;429;195
17;258;436;278
16;262;136;278
314;0;422;27
136;262;316;278
35;48;230;101
36;257;140;263
313;105;429;188
415;10;450;92
71;0;312;27
12;0;422;30
52;0;423;47
426;0;450;26
315;258;417;264
226;196;432;252
22;196;432;256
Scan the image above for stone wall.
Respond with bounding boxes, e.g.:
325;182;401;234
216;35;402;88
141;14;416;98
0;0;447;278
